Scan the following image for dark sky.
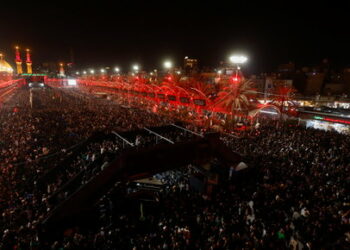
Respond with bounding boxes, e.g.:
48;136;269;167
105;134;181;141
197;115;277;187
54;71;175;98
1;1;350;73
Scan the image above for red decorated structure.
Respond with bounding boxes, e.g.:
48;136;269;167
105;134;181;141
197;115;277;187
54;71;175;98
46;72;290;131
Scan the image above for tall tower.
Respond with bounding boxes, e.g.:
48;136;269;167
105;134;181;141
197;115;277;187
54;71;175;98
15;46;23;74
26;49;32;74
59;63;65;77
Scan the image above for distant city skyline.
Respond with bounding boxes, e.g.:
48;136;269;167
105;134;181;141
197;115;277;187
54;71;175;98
2;2;350;73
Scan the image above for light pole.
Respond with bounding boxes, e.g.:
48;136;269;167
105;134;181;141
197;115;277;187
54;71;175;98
154;69;158;82
228;55;248;126
163;61;173;82
229;55;247;83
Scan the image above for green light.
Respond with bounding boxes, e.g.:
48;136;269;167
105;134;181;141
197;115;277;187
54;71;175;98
313;116;324;120
21;73;46;76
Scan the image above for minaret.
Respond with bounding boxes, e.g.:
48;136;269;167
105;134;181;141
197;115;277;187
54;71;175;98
26;49;32;74
15;46;23;74
59;63;65;77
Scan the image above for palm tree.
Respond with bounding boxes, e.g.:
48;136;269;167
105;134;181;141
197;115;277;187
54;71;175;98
214;79;257;117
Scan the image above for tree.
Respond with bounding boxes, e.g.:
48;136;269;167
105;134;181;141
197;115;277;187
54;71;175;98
214;79;257;117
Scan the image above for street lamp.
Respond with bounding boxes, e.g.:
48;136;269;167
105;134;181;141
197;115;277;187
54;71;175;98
76;71;80;75
100;68;105;73
114;67;120;73
90;69;95;74
83;71;87;75
133;64;139;71
164;61;172;69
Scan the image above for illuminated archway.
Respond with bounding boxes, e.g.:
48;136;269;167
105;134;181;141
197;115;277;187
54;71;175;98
248;104;281;118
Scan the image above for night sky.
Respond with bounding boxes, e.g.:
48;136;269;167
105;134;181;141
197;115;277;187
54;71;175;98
1;1;350;73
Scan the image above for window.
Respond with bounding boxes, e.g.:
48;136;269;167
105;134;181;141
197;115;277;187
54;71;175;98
157;94;165;99
167;95;176;101
180;97;190;103
194;99;206;106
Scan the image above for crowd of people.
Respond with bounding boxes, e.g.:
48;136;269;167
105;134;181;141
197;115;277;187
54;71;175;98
43;123;350;249
48;127;350;249
0;85;349;249
0;86;177;249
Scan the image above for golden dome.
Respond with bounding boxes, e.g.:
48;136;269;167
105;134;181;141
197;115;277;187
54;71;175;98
0;54;14;73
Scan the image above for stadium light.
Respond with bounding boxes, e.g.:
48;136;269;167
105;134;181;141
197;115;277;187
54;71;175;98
133;65;139;71
164;61;172;69
229;55;248;64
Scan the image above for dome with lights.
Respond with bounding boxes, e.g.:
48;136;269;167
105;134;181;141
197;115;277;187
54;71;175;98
0;53;14;73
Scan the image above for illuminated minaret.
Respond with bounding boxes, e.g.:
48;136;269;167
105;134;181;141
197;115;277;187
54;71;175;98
26;49;32;74
59;63;65;76
15;46;23;74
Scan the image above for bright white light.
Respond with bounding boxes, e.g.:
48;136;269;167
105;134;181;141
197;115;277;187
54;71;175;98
133;65;139;71
68;79;77;86
229;55;248;64
76;71;80;75
260;110;278;115
100;69;105;73
184;56;188;59
176;71;181;75
150;72;154;76
83;71;87;74
217;70;222;74
114;67;120;72
90;69;95;74
164;61;172;69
